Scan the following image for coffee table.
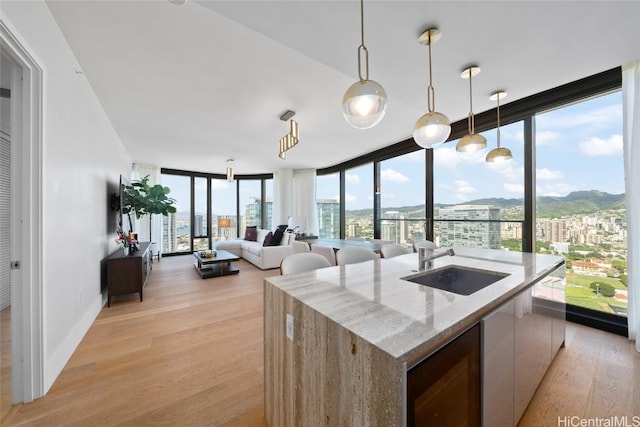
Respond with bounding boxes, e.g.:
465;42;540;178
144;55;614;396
193;249;240;279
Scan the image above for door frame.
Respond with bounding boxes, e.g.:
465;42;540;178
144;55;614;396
1;17;44;403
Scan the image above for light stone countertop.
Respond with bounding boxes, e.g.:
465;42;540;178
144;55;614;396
265;247;564;368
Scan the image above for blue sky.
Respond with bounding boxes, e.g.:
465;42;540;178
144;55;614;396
164;91;624;214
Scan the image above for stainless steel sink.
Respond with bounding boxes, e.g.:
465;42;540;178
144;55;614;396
401;266;510;295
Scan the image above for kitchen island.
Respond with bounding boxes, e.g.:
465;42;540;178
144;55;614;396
264;247;565;426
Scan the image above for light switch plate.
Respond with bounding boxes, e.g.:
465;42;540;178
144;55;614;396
286;313;294;341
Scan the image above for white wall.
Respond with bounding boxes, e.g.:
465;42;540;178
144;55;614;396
1;1;131;393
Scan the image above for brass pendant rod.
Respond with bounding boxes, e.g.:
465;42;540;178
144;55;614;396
356;0;369;81
427;31;435;113
468;68;474;134
496;95;501;148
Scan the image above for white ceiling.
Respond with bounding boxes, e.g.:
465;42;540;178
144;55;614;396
45;0;640;175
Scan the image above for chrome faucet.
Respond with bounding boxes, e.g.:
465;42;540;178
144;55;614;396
418;248;455;270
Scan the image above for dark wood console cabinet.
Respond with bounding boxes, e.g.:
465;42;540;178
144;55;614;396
107;242;151;307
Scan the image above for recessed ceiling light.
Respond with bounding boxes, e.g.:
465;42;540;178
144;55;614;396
168;0;188;6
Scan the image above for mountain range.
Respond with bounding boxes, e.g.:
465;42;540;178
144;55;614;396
176;190;625;220
368;190;625;218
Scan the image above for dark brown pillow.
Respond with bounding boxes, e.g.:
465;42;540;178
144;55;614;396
263;231;273;247
244;226;257;241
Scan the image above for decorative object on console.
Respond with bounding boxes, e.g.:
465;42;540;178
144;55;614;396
278;111;299;160
486;90;513;163
413;28;451;149
342;0;387;129
456;65;487;153
115;228;137;255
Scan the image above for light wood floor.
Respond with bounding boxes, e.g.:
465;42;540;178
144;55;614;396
1;255;638;426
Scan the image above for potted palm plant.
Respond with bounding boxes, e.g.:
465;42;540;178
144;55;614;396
121;175;177;254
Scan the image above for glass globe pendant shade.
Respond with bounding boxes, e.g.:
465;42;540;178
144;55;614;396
342;79;388;129
413;111;451;148
485;147;513;163
456;133;487;152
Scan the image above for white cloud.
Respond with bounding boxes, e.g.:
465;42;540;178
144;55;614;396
457;150;486;164
454;179;477;200
536;168;564;180
579;134;623;156
403;151;426;163
211;180;231;191
346;173;360;184
487;162;524;181
536;182;577;197
433;147;461;169
344;193;357;203
381;168;410;183
537;104;622;130
535;130;562;146
504;183;524;194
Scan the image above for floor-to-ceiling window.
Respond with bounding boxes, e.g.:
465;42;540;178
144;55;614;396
344;163;373;239
212;178;237;240
379;151;426;247
265;178;274;230
433;122;525;251
193;176;209;250
238;179;262;239
161;174;191;254
535;90;627;318
161;169;272;253
316;172;340;238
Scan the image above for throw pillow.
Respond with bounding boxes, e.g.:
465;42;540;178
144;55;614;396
269;227;286;246
263;231;273;247
244;226;257;241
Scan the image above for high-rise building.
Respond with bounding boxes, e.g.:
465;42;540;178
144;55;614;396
381;211;408;245
438;205;501;249
194;214;204;237
317;199;340;238
244;197;261;228
264;198;274;230
162;212;177;253
346;223;359;238
540;218;567;243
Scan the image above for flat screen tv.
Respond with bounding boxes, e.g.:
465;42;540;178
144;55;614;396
111;174;133;234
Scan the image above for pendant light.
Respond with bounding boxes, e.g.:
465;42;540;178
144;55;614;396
413;28;451;149
486;91;513;163
456;66;487;153
342;0;387;129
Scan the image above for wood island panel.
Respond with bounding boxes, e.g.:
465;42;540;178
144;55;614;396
264;281;404;426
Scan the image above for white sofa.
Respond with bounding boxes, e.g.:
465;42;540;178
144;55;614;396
213;228;295;270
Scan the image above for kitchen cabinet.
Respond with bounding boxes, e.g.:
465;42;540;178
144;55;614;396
484;263;566;426
482;299;515;427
